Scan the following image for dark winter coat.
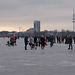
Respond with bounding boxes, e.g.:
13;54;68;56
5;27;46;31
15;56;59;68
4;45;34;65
34;37;37;43
41;37;45;46
49;36;53;43
68;37;72;43
24;37;28;45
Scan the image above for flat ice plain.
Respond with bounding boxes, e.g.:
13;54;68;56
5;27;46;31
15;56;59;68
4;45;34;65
0;37;75;75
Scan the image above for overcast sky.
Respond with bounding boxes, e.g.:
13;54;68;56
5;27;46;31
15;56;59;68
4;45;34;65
0;0;75;31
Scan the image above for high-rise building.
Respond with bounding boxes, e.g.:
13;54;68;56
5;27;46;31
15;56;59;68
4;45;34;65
34;21;40;32
73;9;75;32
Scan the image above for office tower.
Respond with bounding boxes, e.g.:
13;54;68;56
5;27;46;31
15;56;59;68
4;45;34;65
73;9;75;32
34;21;40;32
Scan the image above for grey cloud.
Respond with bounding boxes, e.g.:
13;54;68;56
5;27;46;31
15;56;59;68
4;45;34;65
0;0;75;31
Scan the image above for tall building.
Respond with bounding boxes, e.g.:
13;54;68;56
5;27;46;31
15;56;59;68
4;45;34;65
73;9;75;32
34;21;40;32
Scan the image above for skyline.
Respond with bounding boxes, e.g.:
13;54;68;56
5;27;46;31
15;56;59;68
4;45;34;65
0;0;75;31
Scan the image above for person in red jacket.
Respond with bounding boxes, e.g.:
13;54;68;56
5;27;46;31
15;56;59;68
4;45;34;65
13;36;17;46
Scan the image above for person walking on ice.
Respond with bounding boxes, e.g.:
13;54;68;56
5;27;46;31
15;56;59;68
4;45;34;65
41;35;45;49
24;36;28;50
68;35;73;50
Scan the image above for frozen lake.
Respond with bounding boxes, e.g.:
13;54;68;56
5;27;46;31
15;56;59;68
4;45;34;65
0;37;75;75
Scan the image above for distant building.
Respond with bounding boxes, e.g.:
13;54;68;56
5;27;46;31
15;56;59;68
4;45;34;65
34;21;40;32
26;28;36;33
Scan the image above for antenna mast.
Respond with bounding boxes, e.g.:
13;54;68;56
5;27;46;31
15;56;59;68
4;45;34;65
73;9;75;32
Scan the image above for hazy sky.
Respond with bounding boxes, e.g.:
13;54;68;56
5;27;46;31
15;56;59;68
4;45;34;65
0;0;75;31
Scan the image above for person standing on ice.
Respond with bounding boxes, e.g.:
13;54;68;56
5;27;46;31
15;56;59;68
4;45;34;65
29;37;34;50
73;36;75;44
38;37;41;47
34;36;37;49
49;35;54;47
68;35;73;50
24;36;28;50
41;35;45;49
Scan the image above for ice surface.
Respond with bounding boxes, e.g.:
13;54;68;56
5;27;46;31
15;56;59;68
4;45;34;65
0;37;75;75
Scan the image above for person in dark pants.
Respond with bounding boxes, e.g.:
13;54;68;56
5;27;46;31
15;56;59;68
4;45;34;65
41;35;45;49
38;37;41;47
49;35;54;47
68;35;73;50
34;36;37;49
73;36;75;44
24;36;28;50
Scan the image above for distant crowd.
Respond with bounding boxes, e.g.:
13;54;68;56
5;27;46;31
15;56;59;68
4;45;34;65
6;35;75;50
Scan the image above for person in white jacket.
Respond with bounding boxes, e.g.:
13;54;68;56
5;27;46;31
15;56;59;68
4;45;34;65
29;37;34;49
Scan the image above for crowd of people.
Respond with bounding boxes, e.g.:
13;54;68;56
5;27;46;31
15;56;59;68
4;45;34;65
24;35;75;50
24;35;46;50
6;35;17;46
6;35;75;50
